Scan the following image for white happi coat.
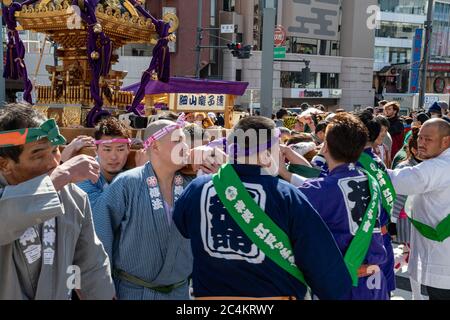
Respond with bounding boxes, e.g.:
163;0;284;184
389;148;450;289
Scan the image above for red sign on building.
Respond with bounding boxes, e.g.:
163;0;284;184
274;25;286;47
428;63;450;72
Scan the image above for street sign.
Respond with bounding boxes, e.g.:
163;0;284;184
274;25;286;47
274;46;286;59
221;24;235;34
424;95;439;109
409;29;423;93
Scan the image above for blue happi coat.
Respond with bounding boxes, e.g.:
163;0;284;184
298;164;389;300
77;172;109;211
173;164;352;300
357;148;396;294
93;162;193;300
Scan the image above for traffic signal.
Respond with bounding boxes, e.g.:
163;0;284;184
240;45;252;59
227;43;252;59
301;67;310;85
227;43;240;57
293;67;311;85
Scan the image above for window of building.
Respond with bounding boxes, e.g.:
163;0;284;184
320;73;339;89
379;0;426;15
211;0;217;26
286;37;339;56
236;69;242;82
223;0;235;12
375;47;388;63
389;47;411;64
121;43;153;57
287;37;318;55
281;71;339;89
431;2;450;59
375;21;422;39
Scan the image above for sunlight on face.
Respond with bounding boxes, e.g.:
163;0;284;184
156;129;188;168
417;125;446;160
1;139;61;185
96;136;130;175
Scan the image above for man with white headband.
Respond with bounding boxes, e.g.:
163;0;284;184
93;115;222;300
0;103;115;300
173;116;352;300
77;117;132;211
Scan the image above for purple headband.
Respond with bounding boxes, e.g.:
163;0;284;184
95;138;132;145
143;113;186;150
207;137;227;152
227;128;281;157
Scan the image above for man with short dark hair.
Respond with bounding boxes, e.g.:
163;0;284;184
77;117;132;210
313;121;328;145
383;101;404;158
173;116;352;300
0;103;115;300
374;115;392;167
356;111;396;296
275;108;289;128
300;103;310;112
388;119;450;300
282;113;389;300
378;100;388;107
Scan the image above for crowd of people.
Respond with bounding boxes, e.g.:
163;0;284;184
0;100;449;300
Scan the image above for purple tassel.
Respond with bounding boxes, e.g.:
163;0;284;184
126;0;172;116
2;0;38;104
73;0;113;127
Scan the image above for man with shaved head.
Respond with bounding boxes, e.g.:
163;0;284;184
388;119;450;300
93;117;223;300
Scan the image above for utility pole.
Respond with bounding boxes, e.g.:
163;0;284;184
0;7;5;105
260;7;276;119
195;0;203;78
419;0;434;109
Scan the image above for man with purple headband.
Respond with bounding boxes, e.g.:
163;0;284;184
93;115;224;300
77;117;133;211
281;113;389;300
173;116;352;300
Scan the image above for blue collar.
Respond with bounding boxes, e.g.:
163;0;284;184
231;164;267;177
329;163;357;176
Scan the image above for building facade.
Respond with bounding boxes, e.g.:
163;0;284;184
3;0;385;111
374;0;450;105
219;0;377;112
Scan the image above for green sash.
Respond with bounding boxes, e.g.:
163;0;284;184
343;170;380;285
287;164;322;178
404;192;450;242
359;152;397;217
212;164;379;287
407;210;450;242
212;164;307;286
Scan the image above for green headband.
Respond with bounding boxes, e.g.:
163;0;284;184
0;119;66;148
